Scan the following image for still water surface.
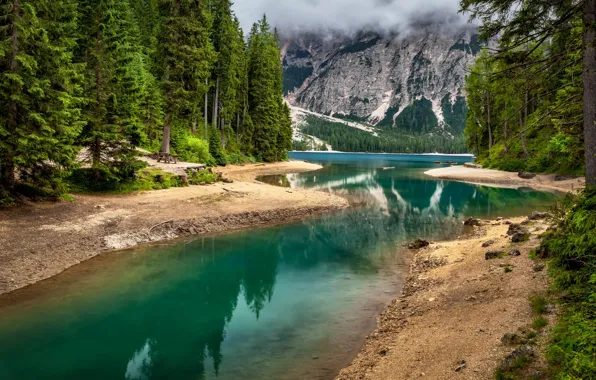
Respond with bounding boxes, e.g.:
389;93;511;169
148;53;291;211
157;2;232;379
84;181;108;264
0;157;557;380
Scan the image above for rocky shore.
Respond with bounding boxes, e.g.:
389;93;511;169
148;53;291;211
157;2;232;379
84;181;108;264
337;214;554;380
0;161;348;295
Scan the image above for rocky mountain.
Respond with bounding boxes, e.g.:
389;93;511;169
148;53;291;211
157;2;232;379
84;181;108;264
282;25;482;137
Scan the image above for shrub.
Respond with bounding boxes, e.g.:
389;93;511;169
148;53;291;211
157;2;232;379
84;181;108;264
176;133;213;164
529;295;548;315
532;317;548;331
190;170;218;184
540;188;596;378
208;127;227;166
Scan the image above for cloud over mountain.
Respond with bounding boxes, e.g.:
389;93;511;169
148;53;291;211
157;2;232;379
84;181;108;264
232;0;466;35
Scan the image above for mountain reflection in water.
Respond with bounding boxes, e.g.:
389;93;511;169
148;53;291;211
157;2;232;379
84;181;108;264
0;160;557;380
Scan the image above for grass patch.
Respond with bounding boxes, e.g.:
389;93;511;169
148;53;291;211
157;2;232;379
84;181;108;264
189;170;218;184
529;295;549;315
505;264;513;273
532;317;548;331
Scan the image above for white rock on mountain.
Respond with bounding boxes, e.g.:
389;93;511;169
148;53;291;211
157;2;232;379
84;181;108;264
282;25;482;135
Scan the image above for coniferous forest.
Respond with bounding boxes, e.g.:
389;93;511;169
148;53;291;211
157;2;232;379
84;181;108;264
0;0;292;200
461;1;596;378
462;0;596;182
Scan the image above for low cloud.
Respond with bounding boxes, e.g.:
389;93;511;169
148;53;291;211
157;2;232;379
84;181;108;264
232;0;467;36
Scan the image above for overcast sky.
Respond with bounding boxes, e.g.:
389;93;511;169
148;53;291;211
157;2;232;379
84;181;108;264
232;0;466;35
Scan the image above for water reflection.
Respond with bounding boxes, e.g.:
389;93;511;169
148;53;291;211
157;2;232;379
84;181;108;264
0;161;557;380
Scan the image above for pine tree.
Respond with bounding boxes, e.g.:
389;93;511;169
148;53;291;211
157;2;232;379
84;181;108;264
77;0;148;179
0;0;84;195
460;0;596;184
158;0;215;154
247;16;289;162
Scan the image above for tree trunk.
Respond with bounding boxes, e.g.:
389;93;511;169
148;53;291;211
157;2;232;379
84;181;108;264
93;28;103;168
522;90;529;157
504;119;508;153
212;76;219;128
236;112;240;145
161;113;172;154
204;78;209;140
221;116;226;148
583;0;596;185
1;152;15;190
487;92;492;148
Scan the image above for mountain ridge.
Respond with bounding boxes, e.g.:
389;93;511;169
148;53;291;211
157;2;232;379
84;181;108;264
282;25;483;138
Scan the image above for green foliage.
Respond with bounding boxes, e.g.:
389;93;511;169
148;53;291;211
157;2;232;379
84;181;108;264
246;16;290;162
0;0;84;197
539;189;596;378
532;317;548;331
189;169;218;185
441;94;467;134
225;151;255;165
299;115;468;154
209;126;227;166
376;104;400;129
282;65;313;95
173;132;212;164
529;295;549;315
0;1;289;200
395;97;438;133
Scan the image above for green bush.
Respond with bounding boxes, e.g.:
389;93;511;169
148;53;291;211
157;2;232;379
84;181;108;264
208;127;227;166
176;132;213;164
190;169;218;184
540;188;596;379
226;151;255;165
529;295;549;315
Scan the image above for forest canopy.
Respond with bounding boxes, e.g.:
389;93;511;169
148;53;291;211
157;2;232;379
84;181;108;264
0;0;292;202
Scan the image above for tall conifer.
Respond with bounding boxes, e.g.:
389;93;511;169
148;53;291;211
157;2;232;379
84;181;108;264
0;0;84;194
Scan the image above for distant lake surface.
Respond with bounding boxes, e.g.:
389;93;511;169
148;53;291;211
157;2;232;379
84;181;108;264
0;156;557;380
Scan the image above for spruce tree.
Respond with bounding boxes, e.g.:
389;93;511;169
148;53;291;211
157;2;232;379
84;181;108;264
77;0;148;179
247;16;289;162
0;0;84;195
158;0;215;154
460;0;596;184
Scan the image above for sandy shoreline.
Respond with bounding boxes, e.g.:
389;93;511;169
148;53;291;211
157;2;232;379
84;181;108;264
425;166;585;193
0;161;348;295
336;216;552;380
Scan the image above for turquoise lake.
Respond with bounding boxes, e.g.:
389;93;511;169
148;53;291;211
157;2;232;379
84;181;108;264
0;155;557;380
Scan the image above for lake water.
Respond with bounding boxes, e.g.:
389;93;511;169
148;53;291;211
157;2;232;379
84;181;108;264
0;156;557;380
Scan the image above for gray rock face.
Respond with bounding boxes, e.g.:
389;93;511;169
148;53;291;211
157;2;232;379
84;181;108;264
283;26;483;134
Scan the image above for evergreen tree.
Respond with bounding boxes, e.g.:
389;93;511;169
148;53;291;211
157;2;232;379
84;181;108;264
158;0;215;154
77;0;148;178
460;0;596;183
0;0;84;195
208;126;227;166
247;16;289;162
